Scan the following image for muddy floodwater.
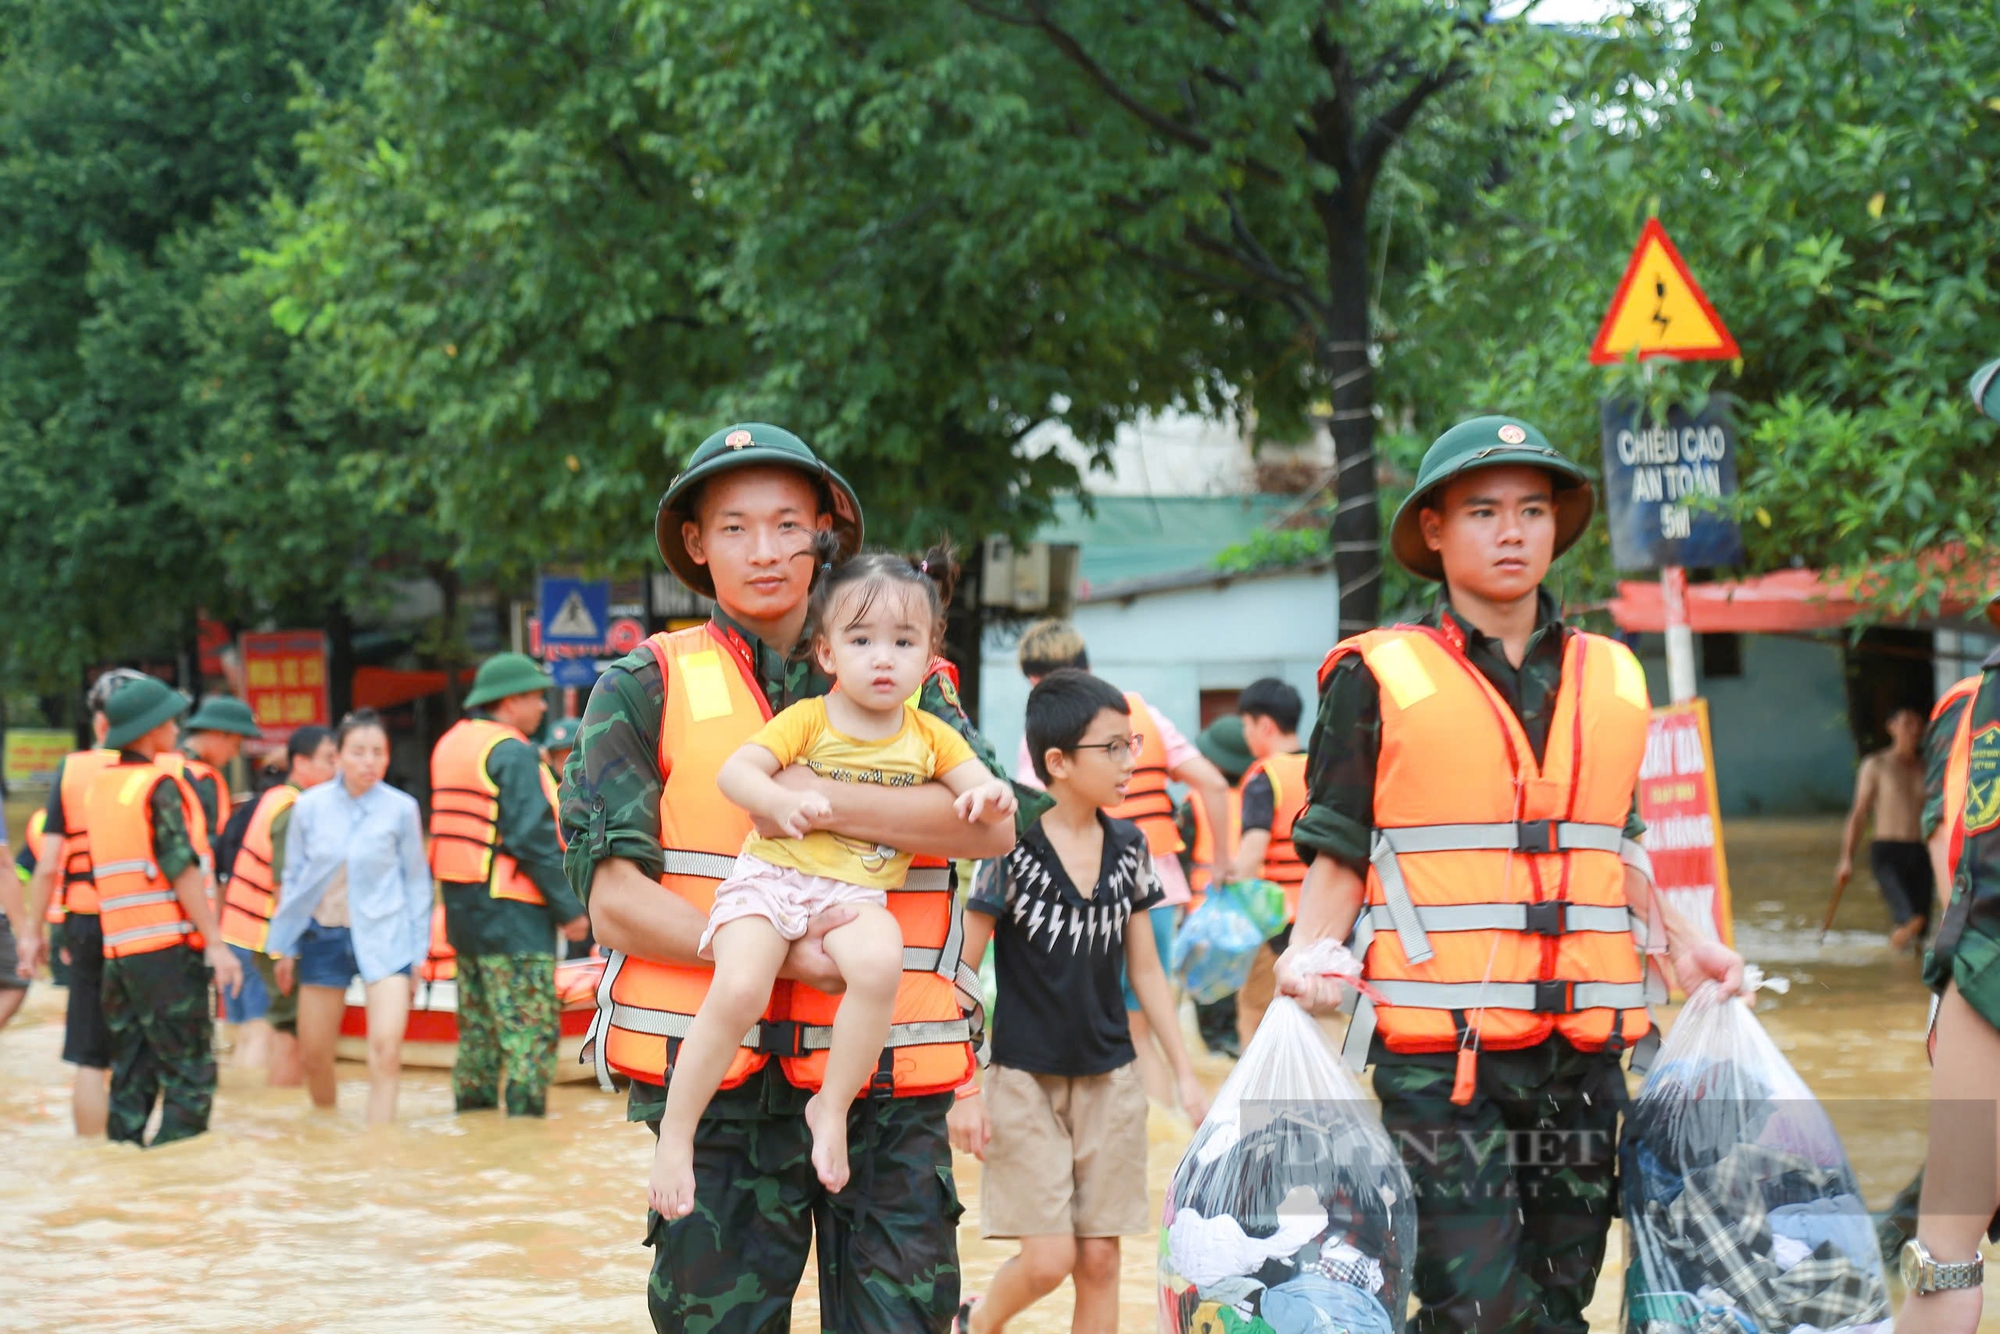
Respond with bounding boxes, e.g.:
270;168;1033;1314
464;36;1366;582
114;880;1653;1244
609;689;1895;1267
3;818;1990;1331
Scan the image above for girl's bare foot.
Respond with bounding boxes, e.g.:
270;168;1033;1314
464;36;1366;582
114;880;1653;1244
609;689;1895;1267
806;1092;852;1192
649;1132;698;1219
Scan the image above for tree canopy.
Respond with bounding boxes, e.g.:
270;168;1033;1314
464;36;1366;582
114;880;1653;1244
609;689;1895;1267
1;0;1995;699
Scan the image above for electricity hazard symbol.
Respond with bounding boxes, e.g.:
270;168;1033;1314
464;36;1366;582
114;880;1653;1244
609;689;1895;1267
1589;219;1740;365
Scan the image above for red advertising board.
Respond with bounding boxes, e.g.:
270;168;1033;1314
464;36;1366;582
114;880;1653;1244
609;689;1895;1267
241;631;331;742
1636;698;1735;948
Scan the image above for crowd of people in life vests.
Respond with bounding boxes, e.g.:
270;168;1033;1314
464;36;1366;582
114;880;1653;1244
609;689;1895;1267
0;649;589;1140
8;384;2000;1334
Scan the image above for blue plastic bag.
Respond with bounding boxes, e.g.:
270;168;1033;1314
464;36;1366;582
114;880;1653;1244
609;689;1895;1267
1172;883;1269;1004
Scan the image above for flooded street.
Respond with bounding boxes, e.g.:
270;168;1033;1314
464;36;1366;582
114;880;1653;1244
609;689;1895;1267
0;818;1980;1331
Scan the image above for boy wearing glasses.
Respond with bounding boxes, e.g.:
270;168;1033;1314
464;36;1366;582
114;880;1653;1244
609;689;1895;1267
948;669;1208;1334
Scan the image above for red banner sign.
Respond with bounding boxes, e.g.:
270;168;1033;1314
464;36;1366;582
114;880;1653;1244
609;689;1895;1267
241;631;330;743
1636;698;1735;948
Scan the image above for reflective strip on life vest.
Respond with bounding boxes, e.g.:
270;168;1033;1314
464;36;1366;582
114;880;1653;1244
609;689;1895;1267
601;1000;971;1051
91;859;159;881
661;849;738;880
98;889;179;911
104;920;195;949
1368;820;1625;964
1340;980;1653;1070
584;949;975;1090
902;864;952;894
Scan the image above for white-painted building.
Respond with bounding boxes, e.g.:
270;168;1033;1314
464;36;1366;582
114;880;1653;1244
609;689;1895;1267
976;408;1337;778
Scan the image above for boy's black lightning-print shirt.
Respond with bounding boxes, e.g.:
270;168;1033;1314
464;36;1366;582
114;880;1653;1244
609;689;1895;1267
966;811;1162;1077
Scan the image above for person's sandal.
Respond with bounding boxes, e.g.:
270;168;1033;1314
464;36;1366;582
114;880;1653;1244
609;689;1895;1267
953;1296;980;1334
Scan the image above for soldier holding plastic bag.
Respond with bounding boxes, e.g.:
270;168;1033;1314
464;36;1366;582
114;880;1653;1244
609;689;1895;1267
1276;417;1744;1334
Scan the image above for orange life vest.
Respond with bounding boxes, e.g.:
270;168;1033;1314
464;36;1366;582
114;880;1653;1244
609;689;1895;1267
1244;751;1310;919
1325;625;1657;1067
1108;691;1184;857
53;749;119;916
1187;785;1244;900
160;751;230;829
1937;675;1981;884
87;760;213;960
1944;689;1978;886
219;784;300;952
586;624;976;1096
428;718;557;905
420;903;458;981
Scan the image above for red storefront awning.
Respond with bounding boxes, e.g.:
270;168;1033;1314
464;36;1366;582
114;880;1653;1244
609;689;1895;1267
351;666;477;710
1605;553;1994;634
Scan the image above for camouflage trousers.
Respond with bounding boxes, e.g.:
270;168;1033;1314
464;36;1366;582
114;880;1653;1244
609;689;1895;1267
642;1081;963;1334
102;947;216;1148
453;953;558;1117
1373;1039;1627;1334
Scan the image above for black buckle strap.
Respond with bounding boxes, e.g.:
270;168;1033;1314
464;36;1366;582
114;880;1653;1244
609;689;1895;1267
1532;980;1574;1013
866;1048;897;1100
1522;901;1565;936
663;1035;684;1079
753;1020;807;1058
1515;820;1557;854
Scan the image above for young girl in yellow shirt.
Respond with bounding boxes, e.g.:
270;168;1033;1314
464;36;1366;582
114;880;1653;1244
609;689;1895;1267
649;542;1014;1218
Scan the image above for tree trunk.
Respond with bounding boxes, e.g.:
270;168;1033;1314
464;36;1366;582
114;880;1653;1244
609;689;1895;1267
1322;206;1383;637
324;601;355;721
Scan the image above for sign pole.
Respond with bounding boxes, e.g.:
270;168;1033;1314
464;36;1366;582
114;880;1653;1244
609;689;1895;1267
1662;564;1697;703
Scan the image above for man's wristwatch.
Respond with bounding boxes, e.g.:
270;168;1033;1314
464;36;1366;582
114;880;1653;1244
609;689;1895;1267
1901;1238;1984;1294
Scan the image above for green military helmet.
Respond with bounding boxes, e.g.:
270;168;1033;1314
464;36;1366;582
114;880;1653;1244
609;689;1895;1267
1972;358;2000;425
464;652;555;709
103;676;192;749
184;694;262;738
655;422;864;598
544;715;581;752
1389;415;1595;582
1195;715;1253;785
1973;363;2000;628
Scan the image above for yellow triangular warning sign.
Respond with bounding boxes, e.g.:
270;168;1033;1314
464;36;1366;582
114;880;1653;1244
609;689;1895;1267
1589;219;1739;365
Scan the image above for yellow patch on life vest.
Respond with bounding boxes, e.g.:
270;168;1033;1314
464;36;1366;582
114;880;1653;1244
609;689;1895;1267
1608;642;1651;710
1368;637;1437;710
678;650;734;723
1965;723;2000;835
118;770;156;806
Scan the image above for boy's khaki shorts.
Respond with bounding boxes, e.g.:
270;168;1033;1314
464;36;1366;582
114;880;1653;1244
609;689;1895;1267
979;1062;1151;1239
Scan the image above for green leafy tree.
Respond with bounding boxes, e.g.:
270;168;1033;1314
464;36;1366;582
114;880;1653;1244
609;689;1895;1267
268;0;1232;579
1379;0;2000;615
957;0;1568;632
0;0;390;690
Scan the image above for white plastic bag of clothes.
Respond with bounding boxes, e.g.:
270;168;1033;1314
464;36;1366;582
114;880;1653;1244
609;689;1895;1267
1160;964;1415;1334
1621;975;1890;1334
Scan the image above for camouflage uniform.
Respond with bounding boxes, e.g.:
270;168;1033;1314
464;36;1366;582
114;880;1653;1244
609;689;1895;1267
1926;650;2000;1023
562;607;1012;1334
441;713;585;1117
454;954;560;1116
101;775;214;1148
1374;1044;1625;1334
1294;594;1644;1334
1875;677;1977;1259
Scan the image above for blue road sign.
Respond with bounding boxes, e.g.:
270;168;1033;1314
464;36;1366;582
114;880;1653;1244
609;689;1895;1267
538;575;609;647
548;657;600;689
1599;398;1744;573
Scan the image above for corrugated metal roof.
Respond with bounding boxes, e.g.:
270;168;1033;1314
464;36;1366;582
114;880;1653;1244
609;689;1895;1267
1036;495;1298;589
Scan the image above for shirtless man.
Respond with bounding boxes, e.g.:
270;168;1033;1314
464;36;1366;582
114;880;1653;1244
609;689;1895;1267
1835;705;1934;951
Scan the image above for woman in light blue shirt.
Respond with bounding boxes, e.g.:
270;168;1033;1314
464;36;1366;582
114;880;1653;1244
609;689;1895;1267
267;710;432;1124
